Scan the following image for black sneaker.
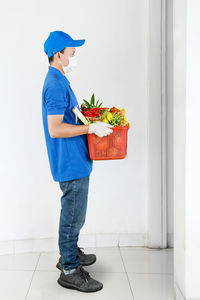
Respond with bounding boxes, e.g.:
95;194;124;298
57;264;103;293
56;247;96;270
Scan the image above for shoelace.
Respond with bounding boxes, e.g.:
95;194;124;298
79;265;90;283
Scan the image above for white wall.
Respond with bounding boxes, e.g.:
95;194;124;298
173;0;187;296
0;0;149;247
174;0;200;298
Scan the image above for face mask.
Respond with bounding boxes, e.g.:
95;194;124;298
60;53;77;73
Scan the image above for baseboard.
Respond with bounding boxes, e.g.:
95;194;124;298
0;232;174;255
0;233;149;255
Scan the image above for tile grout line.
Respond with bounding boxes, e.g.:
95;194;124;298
24;252;42;300
118;246;136;300
0;268;173;275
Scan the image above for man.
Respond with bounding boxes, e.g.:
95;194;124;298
42;31;113;293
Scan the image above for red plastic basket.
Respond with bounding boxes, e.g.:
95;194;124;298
87;125;130;160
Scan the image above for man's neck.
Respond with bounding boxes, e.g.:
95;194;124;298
50;63;65;75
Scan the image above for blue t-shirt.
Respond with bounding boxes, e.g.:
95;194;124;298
42;66;93;182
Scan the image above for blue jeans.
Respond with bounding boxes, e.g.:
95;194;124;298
58;175;90;271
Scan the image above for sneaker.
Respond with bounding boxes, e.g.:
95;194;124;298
56;247;96;270
57;264;103;293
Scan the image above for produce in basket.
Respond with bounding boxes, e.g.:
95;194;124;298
81;93;103;109
80;94;130;127
81;93;108;122
72;96;130;160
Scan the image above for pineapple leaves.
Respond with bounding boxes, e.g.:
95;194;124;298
82;93;103;109
90;93;95;106
83;99;91;107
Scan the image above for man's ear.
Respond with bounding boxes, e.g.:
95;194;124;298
54;52;61;62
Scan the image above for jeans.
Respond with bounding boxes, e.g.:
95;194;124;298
58;175;90;271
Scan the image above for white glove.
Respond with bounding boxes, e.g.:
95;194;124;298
88;121;114;138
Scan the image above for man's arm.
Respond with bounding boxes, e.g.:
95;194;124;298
47;115;89;138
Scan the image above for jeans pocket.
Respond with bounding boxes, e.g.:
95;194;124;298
59;180;69;192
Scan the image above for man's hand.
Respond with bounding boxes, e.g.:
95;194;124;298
88;121;114;137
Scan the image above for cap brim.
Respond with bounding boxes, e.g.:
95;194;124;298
66;39;85;47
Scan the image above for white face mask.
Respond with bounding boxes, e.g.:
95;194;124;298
60;53;77;73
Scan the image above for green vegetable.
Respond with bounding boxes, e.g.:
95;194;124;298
81;93;103;109
110;113;123;126
91;93;95;105
98;108;110;121
83;99;91;107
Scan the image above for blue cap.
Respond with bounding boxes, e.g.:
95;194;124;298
44;31;85;57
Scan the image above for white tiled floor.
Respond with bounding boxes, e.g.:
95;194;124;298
0;247;175;300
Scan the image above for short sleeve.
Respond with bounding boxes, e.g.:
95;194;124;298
44;84;69;115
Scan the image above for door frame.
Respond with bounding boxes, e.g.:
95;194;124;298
146;0;167;248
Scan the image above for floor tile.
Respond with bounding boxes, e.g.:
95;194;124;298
81;247;126;273
0;270;33;300
120;247;173;274
27;271;133;300
0;252;40;270
0;247;175;300
36;251;59;271
37;247;125;273
128;273;174;300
